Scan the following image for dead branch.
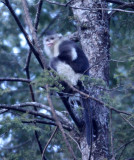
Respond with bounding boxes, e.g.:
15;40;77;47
42;127;58;160
0;78;30;83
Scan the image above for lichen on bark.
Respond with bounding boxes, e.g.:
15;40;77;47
71;0;110;160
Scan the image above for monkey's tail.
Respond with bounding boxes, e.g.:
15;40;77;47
77;80;92;146
81;95;92;146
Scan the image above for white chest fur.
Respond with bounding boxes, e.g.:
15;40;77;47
56;61;80;86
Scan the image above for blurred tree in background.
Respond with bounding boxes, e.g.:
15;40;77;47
0;0;134;160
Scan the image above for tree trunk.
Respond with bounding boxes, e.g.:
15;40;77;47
72;0;110;159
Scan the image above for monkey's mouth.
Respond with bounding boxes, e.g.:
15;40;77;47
47;43;53;47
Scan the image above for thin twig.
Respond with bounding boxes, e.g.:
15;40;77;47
120;114;134;128
115;138;134;154
110;110;116;160
65;132;82;153
40;12;61;37
109;2;134;18
0;109;9;114
117;146;126;160
44;0;134;14
42;127;58;160
1;140;31;150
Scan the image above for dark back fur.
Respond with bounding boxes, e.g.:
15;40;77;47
58;40;89;75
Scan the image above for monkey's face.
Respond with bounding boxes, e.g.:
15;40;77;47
44;34;62;48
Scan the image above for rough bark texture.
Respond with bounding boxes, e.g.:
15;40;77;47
71;0;110;160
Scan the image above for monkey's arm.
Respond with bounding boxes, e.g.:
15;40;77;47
57;40;77;62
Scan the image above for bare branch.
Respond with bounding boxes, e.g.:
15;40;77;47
21;0;46;68
42;127;58;160
63;81;131;116
107;0;134;9
22;0;44;157
22;119;72;131
110;110;116;160
120;114;134;129
0;103;54;121
40;12;61;37
115;138;134;154
0;109;9;114
115;138;134;160
44;0;134;14
65;132;82;153
109;2;134;17
34;0;43;31
1;140;31;150
0;102;72;127
46;85;77;160
4;0;45;69
45;0;66;6
107;0;127;5
0;78;30;83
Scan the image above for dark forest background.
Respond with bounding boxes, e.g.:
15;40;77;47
0;0;134;160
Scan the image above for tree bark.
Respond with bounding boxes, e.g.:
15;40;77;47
71;0;110;159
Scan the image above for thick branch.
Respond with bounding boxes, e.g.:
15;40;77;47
23;0;45;157
22;119;72;131
0;78;30;83
21;0;46;68
65;81;131;116
4;0;45;69
46;85;77;160
0;102;72;127
0;103;53;120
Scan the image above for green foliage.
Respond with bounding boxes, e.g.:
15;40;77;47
32;69;65;93
109;10;134;159
0;0;78;159
0;0;134;159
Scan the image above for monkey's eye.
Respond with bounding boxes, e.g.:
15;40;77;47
46;39;49;41
51;37;54;40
